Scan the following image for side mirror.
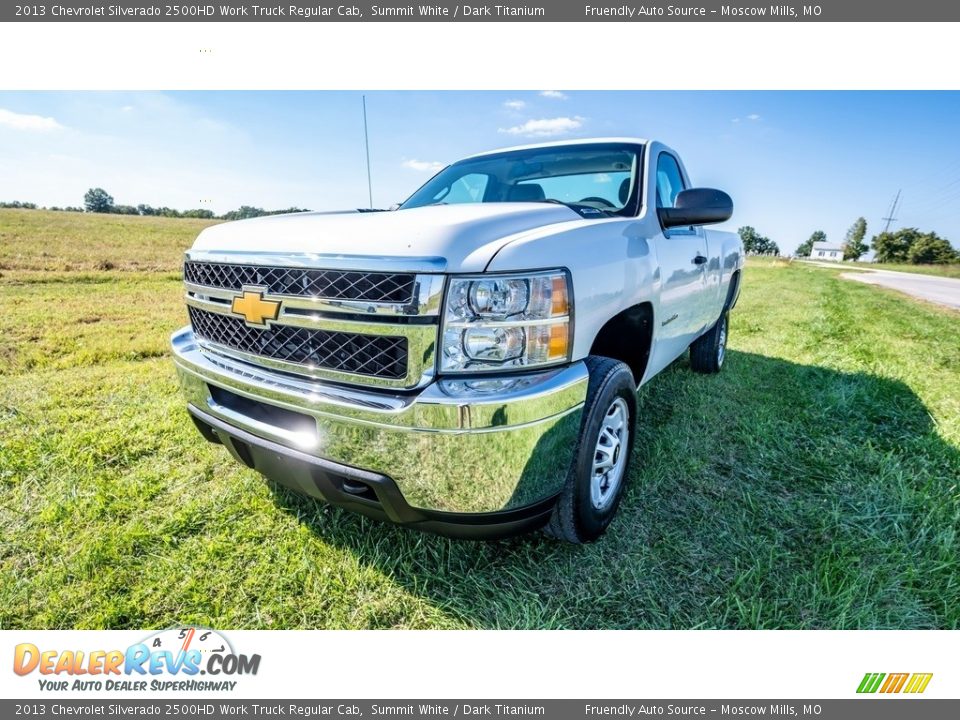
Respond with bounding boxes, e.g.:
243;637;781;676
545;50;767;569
658;188;733;228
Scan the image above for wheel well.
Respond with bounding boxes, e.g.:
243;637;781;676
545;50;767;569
725;270;742;309
588;302;654;384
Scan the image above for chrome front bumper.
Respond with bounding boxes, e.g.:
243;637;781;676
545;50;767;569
171;326;588;517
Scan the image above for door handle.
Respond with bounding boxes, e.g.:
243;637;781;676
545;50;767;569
692;255;708;265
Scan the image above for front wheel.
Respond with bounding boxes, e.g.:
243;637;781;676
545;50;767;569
689;310;728;374
545;356;637;544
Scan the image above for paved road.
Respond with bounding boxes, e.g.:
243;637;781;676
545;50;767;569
838;268;960;310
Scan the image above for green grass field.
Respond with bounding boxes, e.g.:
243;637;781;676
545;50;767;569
1;209;958;629
0;209;218;273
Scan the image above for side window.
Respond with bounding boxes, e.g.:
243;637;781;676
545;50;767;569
435;173;489;204
655;154;686;208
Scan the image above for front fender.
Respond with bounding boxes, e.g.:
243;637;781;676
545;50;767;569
485;218;661;361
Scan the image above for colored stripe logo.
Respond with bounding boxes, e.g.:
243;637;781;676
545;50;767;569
857;672;933;694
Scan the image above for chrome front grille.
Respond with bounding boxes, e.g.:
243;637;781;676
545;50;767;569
183;261;416;303
188;307;408;379
182;252;445;389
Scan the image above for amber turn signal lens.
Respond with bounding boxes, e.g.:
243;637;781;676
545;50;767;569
548;323;569;359
551;276;569;316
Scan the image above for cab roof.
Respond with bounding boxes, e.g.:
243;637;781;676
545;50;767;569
463;137;649;160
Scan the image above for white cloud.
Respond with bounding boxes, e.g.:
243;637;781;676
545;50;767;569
402;158;444;173
503;100;526;110
731;118;741;123
121;105;134;112
594;173;612;184
0;108;64;132
747;113;761;121
540;90;568;100
500;116;584;137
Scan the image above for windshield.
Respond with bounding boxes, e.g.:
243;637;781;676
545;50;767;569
401;142;643;216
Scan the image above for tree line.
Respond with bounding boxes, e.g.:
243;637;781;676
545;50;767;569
0;188;310;222
738;215;957;265
793;216;956;265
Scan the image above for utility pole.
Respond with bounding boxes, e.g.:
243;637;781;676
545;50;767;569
881;189;900;233
362;95;373;209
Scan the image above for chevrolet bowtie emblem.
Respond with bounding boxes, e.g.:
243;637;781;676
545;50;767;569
231;289;281;326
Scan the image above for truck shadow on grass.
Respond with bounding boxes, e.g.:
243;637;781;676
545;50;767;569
268;350;960;629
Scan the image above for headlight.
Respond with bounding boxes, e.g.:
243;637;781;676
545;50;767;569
440;270;571;373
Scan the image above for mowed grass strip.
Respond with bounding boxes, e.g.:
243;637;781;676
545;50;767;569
0;211;958;629
837;260;960;280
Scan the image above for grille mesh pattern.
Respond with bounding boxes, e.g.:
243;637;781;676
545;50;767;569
184;261;416;303
188;307;408;379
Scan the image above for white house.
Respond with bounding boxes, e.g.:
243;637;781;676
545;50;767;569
811;241;844;261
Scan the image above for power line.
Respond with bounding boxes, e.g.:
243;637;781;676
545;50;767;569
906;156;960;191
907;187;960;221
921;176;960;202
881;189;900;233
899;179;960;217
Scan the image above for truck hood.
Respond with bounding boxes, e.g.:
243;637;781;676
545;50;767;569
190;203;582;273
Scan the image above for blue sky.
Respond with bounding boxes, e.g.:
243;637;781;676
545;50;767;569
1;91;959;253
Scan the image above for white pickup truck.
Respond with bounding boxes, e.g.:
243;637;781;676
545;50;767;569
172;138;742;542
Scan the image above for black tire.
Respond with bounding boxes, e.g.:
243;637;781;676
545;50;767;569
545;356;637;544
689;310;728;374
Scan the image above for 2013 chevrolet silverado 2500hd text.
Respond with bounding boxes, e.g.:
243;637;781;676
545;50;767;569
171;138;743;543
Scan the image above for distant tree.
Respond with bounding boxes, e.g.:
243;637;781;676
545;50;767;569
872;227;923;263
759;238;780;256
738;225;780;256
0;200;38;209
796;230;825;258
268;206;310;215
842;217;869;260
84;188;114;213
738;226;761;252
906;232;957;264
111;204;139;215
137;204;157;216
183;209;216;219
220;205;266;221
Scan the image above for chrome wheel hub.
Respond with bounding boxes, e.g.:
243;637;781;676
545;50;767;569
717;316;727;366
591;396;630;511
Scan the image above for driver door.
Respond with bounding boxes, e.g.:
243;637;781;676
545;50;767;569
649;152;709;370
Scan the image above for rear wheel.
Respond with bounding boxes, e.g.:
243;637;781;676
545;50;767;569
545;356;636;544
689;310;728;374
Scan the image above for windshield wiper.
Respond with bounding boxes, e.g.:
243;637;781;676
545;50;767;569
537;199;613;218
